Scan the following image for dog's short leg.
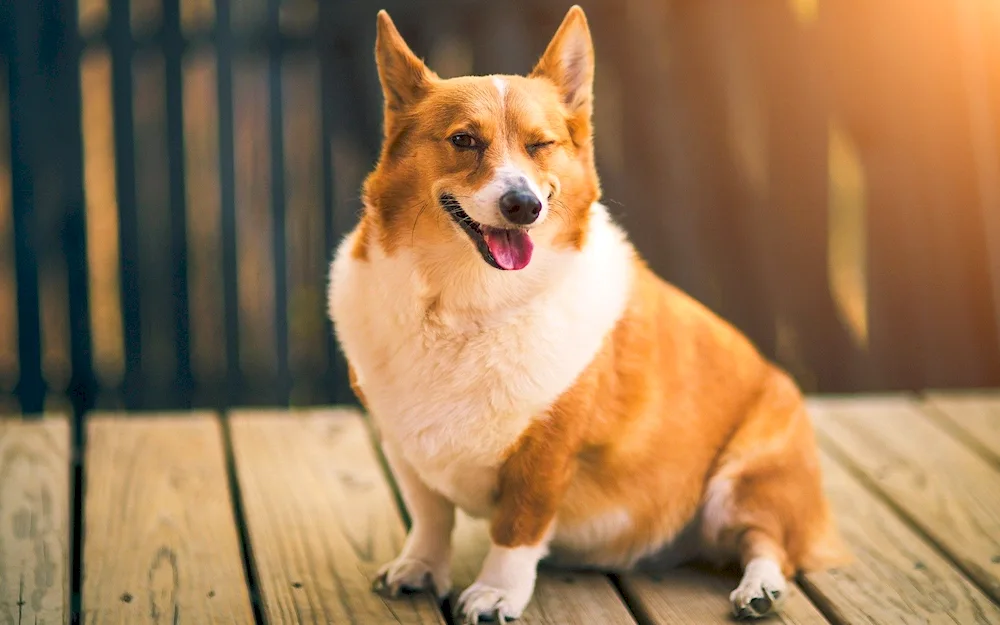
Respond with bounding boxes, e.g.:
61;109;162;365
374;442;455;600
455;529;553;624
456;417;578;624
730;529;788;619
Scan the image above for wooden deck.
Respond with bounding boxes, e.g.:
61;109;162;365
2;394;1000;624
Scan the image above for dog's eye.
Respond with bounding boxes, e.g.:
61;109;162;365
450;133;478;149
527;141;556;156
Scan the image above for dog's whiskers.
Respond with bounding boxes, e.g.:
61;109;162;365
410;200;431;245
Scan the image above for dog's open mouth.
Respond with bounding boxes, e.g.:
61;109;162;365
439;194;534;271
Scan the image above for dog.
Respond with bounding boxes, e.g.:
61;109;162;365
327;6;848;623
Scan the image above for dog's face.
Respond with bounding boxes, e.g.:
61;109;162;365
362;6;600;272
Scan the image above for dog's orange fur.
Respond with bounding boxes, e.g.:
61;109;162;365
336;5;848;600
494;258;846;573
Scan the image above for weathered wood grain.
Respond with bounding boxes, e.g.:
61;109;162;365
801;451;1000;624
809;396;1000;604
924;391;1000;466
451;512;637;625
0;417;69;625
83;413;255;624
617;565;826;624
229;408;443;625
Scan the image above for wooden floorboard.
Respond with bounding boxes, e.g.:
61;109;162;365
800;449;1000;624
617;566;827;625
55;391;1000;623
229;408;443;625
451;513;637;625
810;396;1000;606
82;413;255;624
0;417;70;625
924;391;1000;466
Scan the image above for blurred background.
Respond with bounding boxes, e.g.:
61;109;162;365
1;0;998;419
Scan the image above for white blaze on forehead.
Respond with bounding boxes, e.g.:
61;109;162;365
493;77;507;109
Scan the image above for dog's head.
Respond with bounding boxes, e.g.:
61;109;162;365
361;6;600;276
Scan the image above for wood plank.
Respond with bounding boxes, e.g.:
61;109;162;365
229;408;443;625
924;391;1000;466
0;417;70;624
82;413;255;624
801;451;1000;624
617;566;826;624
451;512;637;625
809;396;1000;604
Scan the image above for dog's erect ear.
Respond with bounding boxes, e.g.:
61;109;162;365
530;6;594;116
375;10;433;111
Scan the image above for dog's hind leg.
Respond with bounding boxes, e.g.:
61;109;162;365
729;529;789;618
700;371;845;619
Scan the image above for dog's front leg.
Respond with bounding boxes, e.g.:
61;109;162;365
375;441;456;600
456;419;577;624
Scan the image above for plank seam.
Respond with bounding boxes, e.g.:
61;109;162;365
815;429;1000;608
793;575;849;625
917;395;1000;470
360;413;413;530
70;417;85;624
220;414;267;625
607;574;657;625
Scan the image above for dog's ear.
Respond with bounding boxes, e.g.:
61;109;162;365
374;10;434;112
530;6;594;119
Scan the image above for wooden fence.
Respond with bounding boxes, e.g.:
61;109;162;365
1;0;999;418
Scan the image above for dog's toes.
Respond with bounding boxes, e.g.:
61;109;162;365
748;593;773;615
456;582;524;624
372;557;451;600
731;582;784;619
730;560;787;619
371;572;390;595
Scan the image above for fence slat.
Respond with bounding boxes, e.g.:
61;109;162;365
215;0;243;406
6;18;46;413
267;0;290;405
57;0;96;420
233;57;276;403
109;0;142;408
163;0;193;408
282;57;328;405
0;57;17;412
182;52;225;405
318;1;341;405
8;0;95;414
318;0;358;406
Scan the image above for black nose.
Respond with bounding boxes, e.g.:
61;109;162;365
498;190;542;226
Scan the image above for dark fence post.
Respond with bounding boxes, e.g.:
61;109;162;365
7;0;94;416
318;0;359;406
5;11;45;415
216;0;244;407
109;0;143;408
163;0;193;408
267;0;291;406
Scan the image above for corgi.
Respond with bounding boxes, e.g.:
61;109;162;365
327;6;848;623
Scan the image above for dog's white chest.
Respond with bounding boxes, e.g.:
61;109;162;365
328;204;634;517
331;260;570;515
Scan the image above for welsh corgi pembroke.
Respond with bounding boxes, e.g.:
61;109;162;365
328;6;847;623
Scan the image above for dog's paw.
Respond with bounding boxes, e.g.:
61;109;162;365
371;556;451;600
455;582;529;624
730;558;787;619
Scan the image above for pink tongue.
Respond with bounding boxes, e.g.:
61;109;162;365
483;228;534;270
